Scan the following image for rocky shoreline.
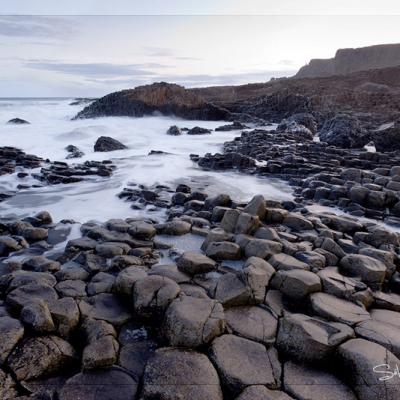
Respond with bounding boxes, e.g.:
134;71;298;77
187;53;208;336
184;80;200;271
0;178;400;399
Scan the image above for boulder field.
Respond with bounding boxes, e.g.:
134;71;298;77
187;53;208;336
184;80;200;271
1;189;400;399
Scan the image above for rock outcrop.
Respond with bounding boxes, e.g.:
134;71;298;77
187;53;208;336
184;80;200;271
295;43;400;78
74;82;231;121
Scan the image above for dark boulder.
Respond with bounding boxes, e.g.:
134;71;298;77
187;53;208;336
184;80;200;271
319;114;370;148
166;125;182;136
187;126;212;135
65;145;84;159
7;118;30;125
94;136;127;152
215;121;248;131
278;113;317;134
373;121;400;152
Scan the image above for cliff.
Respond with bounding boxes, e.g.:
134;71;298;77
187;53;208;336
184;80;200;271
295;43;400;78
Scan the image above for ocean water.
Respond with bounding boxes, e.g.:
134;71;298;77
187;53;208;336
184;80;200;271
0;98;292;223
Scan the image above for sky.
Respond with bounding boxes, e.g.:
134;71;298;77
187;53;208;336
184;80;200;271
1;1;400;97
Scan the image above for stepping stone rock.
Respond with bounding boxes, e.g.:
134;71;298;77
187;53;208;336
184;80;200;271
142;348;223;400
271;269;321;300
340;254;386;288
310;292;370;325
163;295;225;347
373;291;400;311
133;275;180;318
156;220;191;235
0;316;24;364
236;386;295;400
283;214;313;231
21;300;55;333
283;361;356;400
94;136;127;152
8;335;77;381
370;308;400;328
269;253;309;271
243;195;267;219
277;313;354;363
48;298;79;337
177;251;216;275
338;338;400;400
209;334;280;395
206;241;241;260
6;283;58;311
114;266;147;296
0;370;17;399
225;306;277;345
245;239;282;259
79;293;132;326
58;366;137;400
355;319;400;357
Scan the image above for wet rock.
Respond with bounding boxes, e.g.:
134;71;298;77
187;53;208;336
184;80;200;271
225;306;277;345
133;275;180;318
166;125;182;135
58;366;138;400
277;313;354;363
0;235;24;256
7;335;77;381
82;335;119;370
128;221;156;240
243;195;267;219
209;334;280;395
156;219;191;235
6;283;58;311
22;256;60;273
0;370;17;399
283;361;356;400
177;251;216;275
7;118;30;124
235;212;260;234
215;121;248;131
65;144;84;159
56;279;86;298
163;295;225;347
94;136;127;152
283;214;313;231
187;126;212;135
338;338;400;400
149;264;190;283
86;272;115;295
142;348;223;400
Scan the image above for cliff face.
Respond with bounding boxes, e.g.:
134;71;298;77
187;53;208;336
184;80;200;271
295;43;400;78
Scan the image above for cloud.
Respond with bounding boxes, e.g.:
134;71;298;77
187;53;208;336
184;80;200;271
24;60;170;78
0;16;76;39
141;46;202;62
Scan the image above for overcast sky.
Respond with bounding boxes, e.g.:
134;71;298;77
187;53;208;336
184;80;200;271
1;1;400;97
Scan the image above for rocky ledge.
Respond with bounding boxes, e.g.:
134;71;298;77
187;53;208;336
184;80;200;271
74;82;231;121
0;187;400;399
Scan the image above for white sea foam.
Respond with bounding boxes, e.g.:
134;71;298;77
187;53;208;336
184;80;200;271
0;98;292;223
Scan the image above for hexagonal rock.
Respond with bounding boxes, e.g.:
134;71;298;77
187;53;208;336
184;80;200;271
340;254;386;288
209;334;280;395
338;339;400;400
206;241;241;260
79;293;132;326
235;212;260;235
283;361;357;400
276;313;354;363
271;269;321;300
310;292;370;326
149;264;190;283
243;195;267;219
155;220;191;235
220;209;241;233
48;297;80;337
283;214;313;231
245;239;282;259
0;316;24;364
141;348;223;400
7;335;77;381
355;319;400;357
236;385;295;400
6;283;58;311
225;306;277;345
163;296;225;347
21;300;55;333
133;275;180;318
113;266;147;296
82;335;119;370
58;366;138;400
177;251;216;275
373;291;400;311
269;253;309;271
370;308;400;328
